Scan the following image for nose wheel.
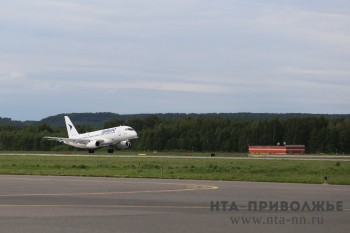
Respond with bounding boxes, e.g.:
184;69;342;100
108;149;114;154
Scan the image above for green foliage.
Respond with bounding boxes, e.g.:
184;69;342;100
1;115;350;153
131;116;350;153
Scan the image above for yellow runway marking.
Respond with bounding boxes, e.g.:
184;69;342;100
0;176;218;187
0;185;218;197
0;204;208;209
0;204;348;211
255;185;350;192
0;177;219;209
0;176;219;197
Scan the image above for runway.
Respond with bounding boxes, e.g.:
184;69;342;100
2;153;350;161
0;175;349;233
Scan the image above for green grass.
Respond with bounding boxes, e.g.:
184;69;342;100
0;155;349;185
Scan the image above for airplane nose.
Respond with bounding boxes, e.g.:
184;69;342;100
131;131;138;139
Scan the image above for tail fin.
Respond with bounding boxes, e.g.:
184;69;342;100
64;116;79;138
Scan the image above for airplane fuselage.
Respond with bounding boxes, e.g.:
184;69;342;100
65;126;138;149
44;116;138;153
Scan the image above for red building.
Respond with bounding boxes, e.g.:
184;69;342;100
249;145;305;155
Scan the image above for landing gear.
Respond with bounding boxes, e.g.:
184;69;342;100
108;148;114;154
88;149;95;154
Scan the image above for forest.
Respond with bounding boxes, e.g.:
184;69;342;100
1;113;350;154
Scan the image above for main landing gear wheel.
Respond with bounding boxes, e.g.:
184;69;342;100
108;149;114;154
88;149;95;154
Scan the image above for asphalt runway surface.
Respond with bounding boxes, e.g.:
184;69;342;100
0;175;349;233
3;153;350;161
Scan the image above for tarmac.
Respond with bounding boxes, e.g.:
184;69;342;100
0;175;349;233
2;153;350;161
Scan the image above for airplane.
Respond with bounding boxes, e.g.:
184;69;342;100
43;116;138;153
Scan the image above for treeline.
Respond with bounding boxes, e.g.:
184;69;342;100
36;112;350;127
1;116;350;153
126;116;350;153
3;112;350;127
0;117;35;127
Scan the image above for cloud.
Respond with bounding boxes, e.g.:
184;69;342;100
0;70;64;94
1;0;350;120
82;80;230;94
276;67;350;77
0;71;27;91
0;69;230;94
0;70;25;81
270;10;350;48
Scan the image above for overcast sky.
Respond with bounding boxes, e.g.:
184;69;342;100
1;0;350;120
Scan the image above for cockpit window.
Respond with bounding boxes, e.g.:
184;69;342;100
125;127;135;131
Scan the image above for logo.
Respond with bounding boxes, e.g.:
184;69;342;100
68;124;73;131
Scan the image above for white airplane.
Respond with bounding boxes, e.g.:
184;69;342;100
44;116;138;153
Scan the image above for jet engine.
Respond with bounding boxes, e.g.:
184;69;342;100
117;140;132;149
86;140;102;149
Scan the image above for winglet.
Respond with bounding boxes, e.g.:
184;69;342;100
64;116;79;138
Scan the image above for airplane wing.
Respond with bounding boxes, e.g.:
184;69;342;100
43;136;91;145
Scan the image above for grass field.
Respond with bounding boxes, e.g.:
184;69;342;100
0;154;349;185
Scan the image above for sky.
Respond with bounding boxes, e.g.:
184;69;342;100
1;0;350;121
